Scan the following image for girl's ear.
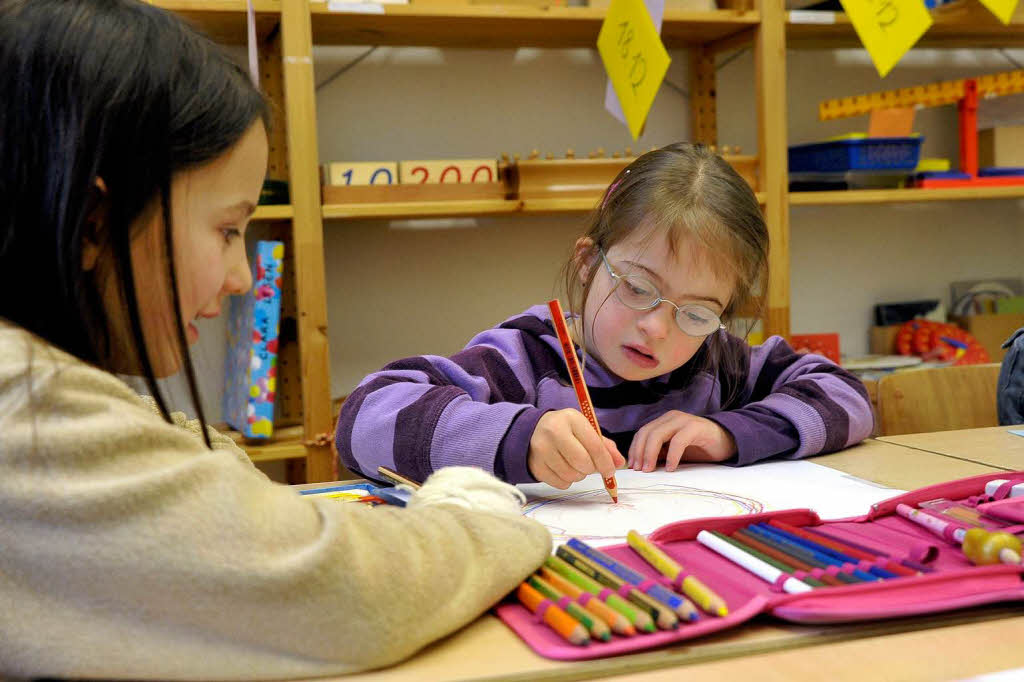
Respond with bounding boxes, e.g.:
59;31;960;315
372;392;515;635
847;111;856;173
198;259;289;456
573;236;598;286
81;177;109;272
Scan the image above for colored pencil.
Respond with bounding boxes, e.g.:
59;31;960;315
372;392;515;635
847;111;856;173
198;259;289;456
566;538;699;621
940;505;984;526
539;566;636;636
769;520;917;578
732;529;841;587
802;526;934;573
714;531;827;588
626;530;730;616
755;523;895;580
545;556;655;633
376;466;422;490
516;582;590;646
528;574;611;641
547;299;618;503
698;530;813;594
555;545;679;630
745;525;875;582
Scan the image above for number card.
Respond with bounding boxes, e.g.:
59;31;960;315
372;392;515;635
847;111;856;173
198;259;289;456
398;159;499;184
324;161;398;186
838;0;932;78
596;0;671;141
978;0;1019;24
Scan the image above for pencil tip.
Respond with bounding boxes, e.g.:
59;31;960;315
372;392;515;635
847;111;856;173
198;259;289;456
718;607;729;617
689;613;699;621
611;495;618;503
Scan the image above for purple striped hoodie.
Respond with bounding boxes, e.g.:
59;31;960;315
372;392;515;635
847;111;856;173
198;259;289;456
336;305;874;484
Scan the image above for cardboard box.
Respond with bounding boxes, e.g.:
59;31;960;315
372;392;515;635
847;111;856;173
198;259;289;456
950;313;1024;361
979;126;1024;168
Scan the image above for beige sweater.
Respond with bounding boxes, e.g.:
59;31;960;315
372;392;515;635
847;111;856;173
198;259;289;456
0;323;551;680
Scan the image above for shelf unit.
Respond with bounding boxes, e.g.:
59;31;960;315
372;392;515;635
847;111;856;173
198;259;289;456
154;0;1022;480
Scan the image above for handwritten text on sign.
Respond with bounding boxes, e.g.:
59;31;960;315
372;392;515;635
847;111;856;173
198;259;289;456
838;0;932;78
596;0;670;141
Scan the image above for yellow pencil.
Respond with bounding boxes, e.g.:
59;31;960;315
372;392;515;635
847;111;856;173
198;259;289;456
627;529;729;617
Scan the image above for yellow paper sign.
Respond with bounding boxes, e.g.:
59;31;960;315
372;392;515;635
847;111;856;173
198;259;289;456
838;0;932;78
978;0;1019;24
596;0;671;140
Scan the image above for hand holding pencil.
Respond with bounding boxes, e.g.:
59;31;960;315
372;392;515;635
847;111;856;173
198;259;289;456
527;409;624;491
545;299;622;501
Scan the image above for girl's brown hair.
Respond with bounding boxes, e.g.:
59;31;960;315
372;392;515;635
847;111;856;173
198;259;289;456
562;143;768;405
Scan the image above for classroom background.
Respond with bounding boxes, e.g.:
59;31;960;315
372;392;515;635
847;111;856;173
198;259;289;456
162;43;1022;423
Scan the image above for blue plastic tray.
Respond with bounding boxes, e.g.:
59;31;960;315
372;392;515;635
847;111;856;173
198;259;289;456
980;167;1024;177
788;137;923;173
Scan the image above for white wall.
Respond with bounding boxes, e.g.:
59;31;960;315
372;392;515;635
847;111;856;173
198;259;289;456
180;42;1024;418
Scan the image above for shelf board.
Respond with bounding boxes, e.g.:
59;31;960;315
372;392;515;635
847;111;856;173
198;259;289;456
225;426;308;463
790;185;1024;205
787;3;1024;48
145;1;282;44
310;4;759;48
253;204;294;220
323;199;523;219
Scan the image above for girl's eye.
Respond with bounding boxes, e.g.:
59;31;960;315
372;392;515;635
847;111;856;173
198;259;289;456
221;227;241;244
686;311;709;323
627;280;653;296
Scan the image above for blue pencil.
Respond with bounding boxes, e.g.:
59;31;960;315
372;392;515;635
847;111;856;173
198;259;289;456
754;523;897;580
745;525;879;582
565;539;699;621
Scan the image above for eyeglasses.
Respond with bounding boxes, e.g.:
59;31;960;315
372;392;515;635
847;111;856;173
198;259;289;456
600;248;726;337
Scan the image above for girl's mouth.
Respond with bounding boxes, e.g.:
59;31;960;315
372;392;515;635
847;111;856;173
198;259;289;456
622;344;657;368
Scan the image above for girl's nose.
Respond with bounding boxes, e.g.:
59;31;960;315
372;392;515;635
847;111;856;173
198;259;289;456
224;250;253;296
637;302;673;340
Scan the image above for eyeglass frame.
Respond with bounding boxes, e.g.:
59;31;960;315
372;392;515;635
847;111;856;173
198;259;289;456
598;248;727;338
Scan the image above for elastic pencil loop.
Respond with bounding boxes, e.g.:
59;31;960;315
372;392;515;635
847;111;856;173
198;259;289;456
771;574;790;592
942;526;961;543
672;573;690;591
556;596;573;610
869;556;891;570
856;559;874;572
809;567;826;579
533;599;554;624
616;584;633;598
636;578;658;592
839;562;858;575
576;593;594;607
824;565;841;577
597;588;614;601
994;480;1018;501
791;569;809;580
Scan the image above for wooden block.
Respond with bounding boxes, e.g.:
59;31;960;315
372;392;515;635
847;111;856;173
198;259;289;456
323;161;398;186
979;126;1024;168
869;325;901;355
398;159;499;184
951;313;1024;361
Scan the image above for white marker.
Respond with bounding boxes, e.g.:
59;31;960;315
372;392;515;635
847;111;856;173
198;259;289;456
696;530;813;594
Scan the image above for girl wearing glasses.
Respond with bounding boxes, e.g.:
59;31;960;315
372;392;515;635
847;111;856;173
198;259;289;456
337;144;873;490
0;1;549;677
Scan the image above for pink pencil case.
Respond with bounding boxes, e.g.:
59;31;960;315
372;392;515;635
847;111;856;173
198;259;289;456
496;470;1024;661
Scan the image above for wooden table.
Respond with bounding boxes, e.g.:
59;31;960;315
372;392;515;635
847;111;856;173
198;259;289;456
880;425;1024;471
309;438;1020;682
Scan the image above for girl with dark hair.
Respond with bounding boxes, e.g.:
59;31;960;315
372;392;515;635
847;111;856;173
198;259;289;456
337;143;874;489
0;1;549;678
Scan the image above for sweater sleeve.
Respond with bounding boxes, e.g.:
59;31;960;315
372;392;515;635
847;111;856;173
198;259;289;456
0;330;551;681
336;326;547;484
706;335;874;466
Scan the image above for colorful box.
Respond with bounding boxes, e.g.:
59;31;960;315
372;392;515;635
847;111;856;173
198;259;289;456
224;240;285;439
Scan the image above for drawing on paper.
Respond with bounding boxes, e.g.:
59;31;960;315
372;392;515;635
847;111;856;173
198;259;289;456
522;482;765;544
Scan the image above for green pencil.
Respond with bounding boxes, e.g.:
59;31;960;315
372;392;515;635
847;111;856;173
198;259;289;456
528;574;611;641
545;556;656;633
556;545;679;630
711;531;828;588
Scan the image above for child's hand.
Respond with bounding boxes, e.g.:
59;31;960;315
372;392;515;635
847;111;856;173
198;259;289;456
628;411;737;472
528;409;625;489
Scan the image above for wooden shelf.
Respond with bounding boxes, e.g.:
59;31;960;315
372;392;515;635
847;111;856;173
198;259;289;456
225;426;307;463
323;190;769;220
310;4;759;48
790;186;1024;205
787;3;1024;49
253;204;294;220
145;1;281;43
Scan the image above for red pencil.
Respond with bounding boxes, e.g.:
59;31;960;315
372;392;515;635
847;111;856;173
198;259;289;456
547;299;618;503
768;520;917;577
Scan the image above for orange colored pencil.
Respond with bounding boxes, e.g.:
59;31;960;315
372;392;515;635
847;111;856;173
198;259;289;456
517;582;590;646
540;566;636;636
547;299;618;503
